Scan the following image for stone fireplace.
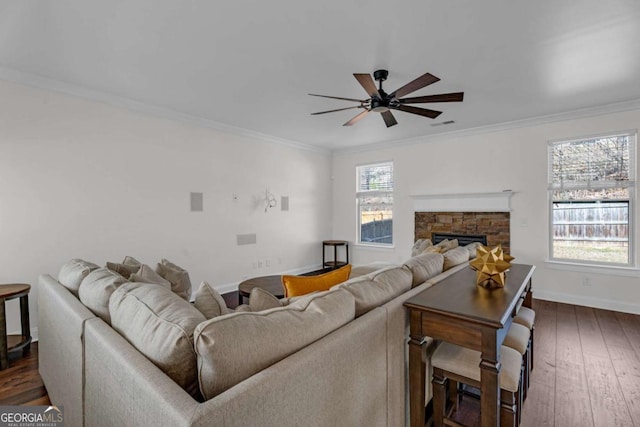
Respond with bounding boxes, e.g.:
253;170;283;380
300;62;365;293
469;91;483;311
411;191;512;253
415;212;510;253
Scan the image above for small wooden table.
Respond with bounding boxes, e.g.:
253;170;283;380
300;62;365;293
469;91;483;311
238;275;284;305
322;240;349;270
0;283;32;370
404;264;535;427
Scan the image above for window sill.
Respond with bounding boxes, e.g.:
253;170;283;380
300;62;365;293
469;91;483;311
545;260;640;277
355;243;395;251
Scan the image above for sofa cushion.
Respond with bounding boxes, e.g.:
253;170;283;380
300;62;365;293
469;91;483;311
282;264;351;297
129;264;171;288
109;282;206;399
403;253;445;287
335;267;412;317
349;262;395;279
194;288;355;400
156;259;192;300
78;267;129;324
193;281;231;319
58;259;100;295
443;247;471;271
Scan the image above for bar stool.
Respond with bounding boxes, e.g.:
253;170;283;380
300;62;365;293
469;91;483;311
503;322;531;421
431;342;523;427
514;307;536;371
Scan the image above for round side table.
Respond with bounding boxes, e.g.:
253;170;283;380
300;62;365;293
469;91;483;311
0;283;32;370
238;276;284;305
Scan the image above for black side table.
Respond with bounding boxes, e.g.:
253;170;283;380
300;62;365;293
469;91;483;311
322;240;349;270
0;283;31;370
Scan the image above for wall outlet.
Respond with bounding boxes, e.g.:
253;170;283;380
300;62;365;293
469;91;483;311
265;259;271;267
582;277;592;287
258;260;264;268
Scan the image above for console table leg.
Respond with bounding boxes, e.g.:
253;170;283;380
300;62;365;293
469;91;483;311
408;311;426;427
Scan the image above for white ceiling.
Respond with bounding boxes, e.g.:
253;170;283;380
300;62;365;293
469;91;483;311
1;0;640;150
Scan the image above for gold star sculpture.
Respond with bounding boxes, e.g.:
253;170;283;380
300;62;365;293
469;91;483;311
469;245;514;289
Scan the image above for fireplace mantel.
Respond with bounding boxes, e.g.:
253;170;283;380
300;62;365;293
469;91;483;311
410;191;513;212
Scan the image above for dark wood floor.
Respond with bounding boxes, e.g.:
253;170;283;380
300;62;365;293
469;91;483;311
0;342;50;406
1;300;638;427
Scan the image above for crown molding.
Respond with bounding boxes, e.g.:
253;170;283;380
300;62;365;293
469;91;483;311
0;65;329;155
334;97;640;155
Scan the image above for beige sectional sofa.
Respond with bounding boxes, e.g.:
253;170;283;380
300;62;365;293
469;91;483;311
38;246;473;427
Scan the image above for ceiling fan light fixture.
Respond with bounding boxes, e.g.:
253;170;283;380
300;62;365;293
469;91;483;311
310;69;463;128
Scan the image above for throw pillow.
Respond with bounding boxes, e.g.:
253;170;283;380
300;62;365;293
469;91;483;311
106;262;139;279
423;245;446;254
249;287;282;312
122;256;142;267
282;264;352;297
129;264;171;288
58;259;100;295
109;282;205;400
156;259;192;300
193;281;231;319
411;239;433;257
78;267;128;324
464;242;483;260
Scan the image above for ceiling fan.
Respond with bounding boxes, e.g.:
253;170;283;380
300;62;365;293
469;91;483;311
309;69;463;128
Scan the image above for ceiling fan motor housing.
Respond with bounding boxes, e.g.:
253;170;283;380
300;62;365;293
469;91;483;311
373;69;388;82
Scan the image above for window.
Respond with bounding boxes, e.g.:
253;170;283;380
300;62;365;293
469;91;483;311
357;162;393;246
548;131;636;266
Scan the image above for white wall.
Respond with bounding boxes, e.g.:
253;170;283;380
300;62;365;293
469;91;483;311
332;109;640;314
0;80;332;337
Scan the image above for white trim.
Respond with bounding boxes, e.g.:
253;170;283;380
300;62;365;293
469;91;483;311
0;65;328;154
3;65;640;156
334;98;640;154
535;289;640;315
411;191;513;212
544;260;640;277
212;264;322;294
354;243;396;250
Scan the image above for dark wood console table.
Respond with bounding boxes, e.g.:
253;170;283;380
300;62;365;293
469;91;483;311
0;283;32;370
404;264;535;427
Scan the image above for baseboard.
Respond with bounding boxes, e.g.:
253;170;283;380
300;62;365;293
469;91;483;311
214;264;323;295
535;289;640;314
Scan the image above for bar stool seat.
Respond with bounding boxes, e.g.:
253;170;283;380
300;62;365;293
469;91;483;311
431;342;523;427
514;306;536;372
513;306;535;329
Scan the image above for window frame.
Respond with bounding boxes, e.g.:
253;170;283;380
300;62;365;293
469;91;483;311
356;161;394;247
547;130;637;268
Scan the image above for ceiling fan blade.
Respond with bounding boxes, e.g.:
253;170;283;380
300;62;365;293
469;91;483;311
381;111;398;128
343;109;369;126
393;105;442;119
353;74;381;98
399;92;464;104
308;93;366;103
311;106;364;115
390;72;440;99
